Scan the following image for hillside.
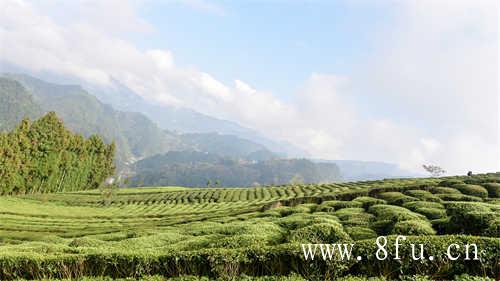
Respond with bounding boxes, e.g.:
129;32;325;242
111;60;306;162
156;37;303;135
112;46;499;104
0;73;425;183
131;151;341;187
0;173;498;280
0;78;41;131
179;132;277;160
1;74;188;165
81;77;308;158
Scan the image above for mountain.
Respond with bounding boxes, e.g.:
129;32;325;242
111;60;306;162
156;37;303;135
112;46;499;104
0;65;308;158
315;159;421;181
0;74;291;167
1;74;187;166
131;151;341;187
0;78;41;131
83;78;308;158
0;73;417;183
178;132;277;160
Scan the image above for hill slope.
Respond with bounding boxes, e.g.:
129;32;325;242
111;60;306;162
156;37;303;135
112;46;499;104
131;151;342;187
1;74;187;166
0;173;498;280
0;78;41;131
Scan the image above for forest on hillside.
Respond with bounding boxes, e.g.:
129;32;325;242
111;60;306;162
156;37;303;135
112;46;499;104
0;112;115;195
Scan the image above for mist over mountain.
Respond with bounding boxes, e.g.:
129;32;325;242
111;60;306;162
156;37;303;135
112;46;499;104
315;159;423;181
132;151;341;187
1;74;188;166
0;73;420;184
82;78;309;158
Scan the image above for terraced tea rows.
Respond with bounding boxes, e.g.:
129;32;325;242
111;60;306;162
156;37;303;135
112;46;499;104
0;174;498;280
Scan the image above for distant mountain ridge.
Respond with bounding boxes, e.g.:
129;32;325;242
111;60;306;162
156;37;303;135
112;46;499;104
0;77;41;131
83;78;308;158
0;72;420;183
132;151;341;187
0;74;283;167
314;159;422;181
1;74;188;167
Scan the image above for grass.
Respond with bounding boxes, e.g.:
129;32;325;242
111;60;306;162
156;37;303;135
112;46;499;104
0;173;498;280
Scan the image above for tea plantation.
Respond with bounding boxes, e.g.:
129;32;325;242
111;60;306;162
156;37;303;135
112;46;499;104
0;174;498;280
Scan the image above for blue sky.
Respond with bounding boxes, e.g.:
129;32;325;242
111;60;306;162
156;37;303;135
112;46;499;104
133;1;396;101
1;0;498;173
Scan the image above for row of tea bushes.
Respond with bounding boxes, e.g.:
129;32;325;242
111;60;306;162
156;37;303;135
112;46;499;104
0;236;498;280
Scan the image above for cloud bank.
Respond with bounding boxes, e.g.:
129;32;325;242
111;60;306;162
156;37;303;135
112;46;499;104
0;0;497;174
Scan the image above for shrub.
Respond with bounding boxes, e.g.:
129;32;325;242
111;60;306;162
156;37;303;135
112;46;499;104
368;205;426;222
333;208;375;227
288;222;351;243
431;218;451;234
335;276;387;281
344;227;377;240
484;217;499;237
404;190;441;202
317;200;363;212
400;275;434;281
437;194;482;202
377;192;419;205
403;201;444;211
452;184;488;198
68;237;106;248
278;206;311;217
454;274;494;281
445;202;497;235
278;213;339;230
438;179;464;187
482;183;500;198
414;207;447;220
368;205;427;234
391;220;436;235
352;197;386;209
402;202;446;220
430;186;462;195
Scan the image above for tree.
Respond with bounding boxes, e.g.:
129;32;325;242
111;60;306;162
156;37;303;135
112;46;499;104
0;112;115;195
422;165;445;177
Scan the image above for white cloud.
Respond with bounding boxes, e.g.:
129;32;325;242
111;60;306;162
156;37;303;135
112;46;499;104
0;0;497;175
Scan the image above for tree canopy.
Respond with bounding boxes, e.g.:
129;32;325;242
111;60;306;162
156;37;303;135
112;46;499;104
0;112;115;195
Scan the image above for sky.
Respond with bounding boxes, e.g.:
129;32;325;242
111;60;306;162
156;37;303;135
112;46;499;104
0;0;498;174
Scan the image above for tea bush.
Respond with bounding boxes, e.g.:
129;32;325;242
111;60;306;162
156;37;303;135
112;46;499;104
0;173;499;280
452;184;488;198
481;183;500;198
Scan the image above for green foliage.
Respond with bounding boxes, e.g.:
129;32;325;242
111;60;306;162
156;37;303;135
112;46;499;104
0;78;41;131
445;202;498;235
0;112;115;195
0;173;499;280
133;152;341;187
318;200;363;212
403;201;446;220
404;190;441;202
436;194;483;202
452;184;488;198
392;220;436;235
3;74;188;168
352;196;386;209
344;227;377;240
288;222;351;243
377;192;418;205
481;183;500;198
438;179;464;187
430;186;462;195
